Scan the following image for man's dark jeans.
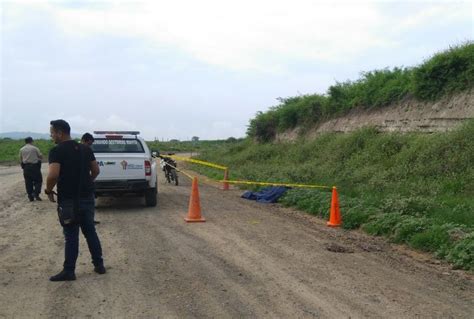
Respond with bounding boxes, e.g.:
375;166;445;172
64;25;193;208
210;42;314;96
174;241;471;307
61;196;103;273
23;163;42;198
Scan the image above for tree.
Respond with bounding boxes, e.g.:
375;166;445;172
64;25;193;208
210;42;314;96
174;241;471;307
191;136;199;142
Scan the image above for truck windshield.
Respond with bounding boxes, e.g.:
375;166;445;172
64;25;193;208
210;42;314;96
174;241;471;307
91;138;145;153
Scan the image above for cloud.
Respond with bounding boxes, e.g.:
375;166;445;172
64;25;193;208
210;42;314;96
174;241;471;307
209;121;242;139
4;1;472;72
3;0;398;72
2;0;471;139
66;114;139;133
394;2;471;32
5;0;471;73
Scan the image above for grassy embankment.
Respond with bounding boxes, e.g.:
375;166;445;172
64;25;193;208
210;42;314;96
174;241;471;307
248;42;473;142
192;43;474;271
194;123;474;270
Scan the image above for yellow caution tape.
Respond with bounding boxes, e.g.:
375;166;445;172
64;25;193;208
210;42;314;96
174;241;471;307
174;167;195;180
161;155;227;170
218;180;331;189
157;157;331;189
156;158;195;180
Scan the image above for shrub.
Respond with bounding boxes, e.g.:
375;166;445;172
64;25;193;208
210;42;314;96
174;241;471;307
248;42;474;142
342;207;376;230
409;224;452;252
391;217;429;243
380;196;434;216
446;232;474;270
412;42;474;100
362;213;405;236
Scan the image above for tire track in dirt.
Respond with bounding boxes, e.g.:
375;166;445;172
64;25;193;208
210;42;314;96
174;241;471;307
1;166;473;318
161;176;473;318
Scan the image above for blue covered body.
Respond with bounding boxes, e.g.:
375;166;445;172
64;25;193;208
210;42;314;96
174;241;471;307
241;186;289;203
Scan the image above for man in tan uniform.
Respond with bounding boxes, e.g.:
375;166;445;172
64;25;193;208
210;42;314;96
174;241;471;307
19;137;43;201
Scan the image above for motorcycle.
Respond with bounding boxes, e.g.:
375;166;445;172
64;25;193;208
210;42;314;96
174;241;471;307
160;155;179;186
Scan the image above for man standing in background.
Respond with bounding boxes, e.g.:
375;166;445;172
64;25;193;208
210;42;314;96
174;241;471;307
81;132;101;225
19;137;43;201
81;132;94;146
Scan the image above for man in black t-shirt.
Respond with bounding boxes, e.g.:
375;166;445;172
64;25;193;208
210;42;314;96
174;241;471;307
45;119;106;281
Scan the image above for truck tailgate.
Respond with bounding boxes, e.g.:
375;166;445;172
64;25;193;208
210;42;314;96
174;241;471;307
95;154;147;180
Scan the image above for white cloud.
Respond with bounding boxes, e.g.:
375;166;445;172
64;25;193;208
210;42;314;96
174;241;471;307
64;114;139;135
2;0;472;139
394;2;471;32
3;0;397;72
210;121;243;139
4;0;471;73
103;114;138;130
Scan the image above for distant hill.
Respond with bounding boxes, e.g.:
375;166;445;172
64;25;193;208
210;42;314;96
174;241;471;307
0;132;81;140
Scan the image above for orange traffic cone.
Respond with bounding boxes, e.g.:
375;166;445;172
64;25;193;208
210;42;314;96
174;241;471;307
223;169;230;191
185;177;206;222
327;186;341;227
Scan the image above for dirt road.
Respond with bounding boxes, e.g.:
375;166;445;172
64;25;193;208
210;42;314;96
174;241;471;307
1;165;473;318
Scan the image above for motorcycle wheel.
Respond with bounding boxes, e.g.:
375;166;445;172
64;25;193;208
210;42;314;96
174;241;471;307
171;170;178;186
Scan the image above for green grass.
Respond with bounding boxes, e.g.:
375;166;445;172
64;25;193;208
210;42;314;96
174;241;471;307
147;138;242;154
0;139;55;163
248;42;474;142
0;138;241;163
194;121;474;271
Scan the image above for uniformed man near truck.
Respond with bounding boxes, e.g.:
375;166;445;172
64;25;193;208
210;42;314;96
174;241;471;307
19;137;43;201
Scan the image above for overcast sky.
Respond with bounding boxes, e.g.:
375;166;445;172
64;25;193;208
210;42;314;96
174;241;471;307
0;0;472;140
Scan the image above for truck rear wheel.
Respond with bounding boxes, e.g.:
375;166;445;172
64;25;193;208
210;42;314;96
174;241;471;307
145;187;157;207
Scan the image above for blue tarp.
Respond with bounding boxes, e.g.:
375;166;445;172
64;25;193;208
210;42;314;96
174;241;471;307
241;186;290;203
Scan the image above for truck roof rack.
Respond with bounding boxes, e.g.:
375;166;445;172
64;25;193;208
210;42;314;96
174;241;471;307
93;131;140;135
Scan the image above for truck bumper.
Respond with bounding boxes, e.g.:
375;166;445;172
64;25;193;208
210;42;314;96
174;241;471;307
94;179;150;196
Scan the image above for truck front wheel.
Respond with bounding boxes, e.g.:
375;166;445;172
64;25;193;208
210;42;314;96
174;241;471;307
145;187;157;207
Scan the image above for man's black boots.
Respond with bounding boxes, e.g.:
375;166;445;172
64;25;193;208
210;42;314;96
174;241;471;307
49;270;76;281
94;265;106;274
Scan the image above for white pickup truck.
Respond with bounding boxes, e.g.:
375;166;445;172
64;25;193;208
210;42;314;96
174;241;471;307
90;131;158;206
